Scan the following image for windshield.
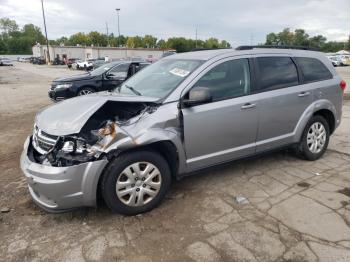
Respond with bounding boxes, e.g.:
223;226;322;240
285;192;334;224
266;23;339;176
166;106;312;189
89;62;121;76
115;59;203;98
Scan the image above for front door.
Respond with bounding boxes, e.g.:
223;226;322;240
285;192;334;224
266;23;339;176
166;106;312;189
181;58;259;171
103;63;130;91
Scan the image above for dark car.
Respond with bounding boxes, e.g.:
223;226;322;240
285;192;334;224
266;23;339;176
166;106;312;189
49;61;150;101
32;57;46;65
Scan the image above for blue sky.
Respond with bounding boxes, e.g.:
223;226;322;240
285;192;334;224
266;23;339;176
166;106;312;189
1;0;349;47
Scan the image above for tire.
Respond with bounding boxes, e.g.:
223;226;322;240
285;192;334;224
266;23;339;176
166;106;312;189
297;115;330;161
78;87;95;96
101;150;171;215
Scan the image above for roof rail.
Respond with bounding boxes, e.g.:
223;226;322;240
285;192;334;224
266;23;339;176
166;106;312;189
191;48;231;52
235;45;320;51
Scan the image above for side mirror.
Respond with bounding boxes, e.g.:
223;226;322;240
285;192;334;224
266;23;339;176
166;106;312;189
182;87;212;107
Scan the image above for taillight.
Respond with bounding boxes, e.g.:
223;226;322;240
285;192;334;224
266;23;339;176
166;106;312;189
340;80;347;91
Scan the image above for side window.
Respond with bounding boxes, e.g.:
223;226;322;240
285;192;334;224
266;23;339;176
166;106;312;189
257;57;298;91
193;59;251;101
296;57;333;83
108;63;129;78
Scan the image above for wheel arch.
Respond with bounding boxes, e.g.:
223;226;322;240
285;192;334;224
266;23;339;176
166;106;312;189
313;109;336;134
294;99;337;143
96;140;180;206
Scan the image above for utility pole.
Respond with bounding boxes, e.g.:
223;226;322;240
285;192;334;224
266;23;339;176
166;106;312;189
41;0;50;63
250;33;254;46
106;22;110;47
195;27;198;48
115;8;121;47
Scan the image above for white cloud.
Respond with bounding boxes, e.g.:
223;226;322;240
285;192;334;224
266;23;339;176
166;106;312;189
0;0;349;45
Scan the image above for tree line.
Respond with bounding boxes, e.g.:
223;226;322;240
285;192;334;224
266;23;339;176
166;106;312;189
0;17;230;54
265;28;350;52
1;17;349;55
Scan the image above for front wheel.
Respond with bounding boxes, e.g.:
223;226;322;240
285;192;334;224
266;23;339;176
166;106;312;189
101;150;171;215
297;115;330;161
78;87;94;96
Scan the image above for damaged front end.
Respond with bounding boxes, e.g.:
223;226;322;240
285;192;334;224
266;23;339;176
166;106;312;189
31;100;158;167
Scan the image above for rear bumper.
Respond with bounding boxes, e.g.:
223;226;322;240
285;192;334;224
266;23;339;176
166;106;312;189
20;136;108;212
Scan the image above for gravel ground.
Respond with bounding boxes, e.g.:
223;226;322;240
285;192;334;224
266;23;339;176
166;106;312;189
1;62;350;262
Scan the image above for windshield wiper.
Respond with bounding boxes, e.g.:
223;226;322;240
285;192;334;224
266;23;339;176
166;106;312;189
124;84;142;96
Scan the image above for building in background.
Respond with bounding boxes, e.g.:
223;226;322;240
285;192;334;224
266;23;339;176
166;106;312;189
32;44;175;62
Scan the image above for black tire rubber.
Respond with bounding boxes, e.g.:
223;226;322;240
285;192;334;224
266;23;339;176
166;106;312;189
101;150;171;215
297;115;330;161
78;87;95;96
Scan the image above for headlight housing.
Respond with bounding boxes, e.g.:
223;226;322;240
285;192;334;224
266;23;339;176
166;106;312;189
55;83;73;90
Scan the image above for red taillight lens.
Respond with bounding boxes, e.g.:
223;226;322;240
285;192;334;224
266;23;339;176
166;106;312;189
340;80;347;91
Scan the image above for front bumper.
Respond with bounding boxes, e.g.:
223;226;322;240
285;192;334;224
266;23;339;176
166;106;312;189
48;88;71;101
20;136;108;212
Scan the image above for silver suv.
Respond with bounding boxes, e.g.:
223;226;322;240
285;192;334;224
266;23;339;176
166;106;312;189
20;47;346;215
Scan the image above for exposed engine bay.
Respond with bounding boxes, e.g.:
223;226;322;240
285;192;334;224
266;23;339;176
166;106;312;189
30;101;158;167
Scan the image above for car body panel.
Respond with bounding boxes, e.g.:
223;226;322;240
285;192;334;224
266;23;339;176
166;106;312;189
21;48;344;212
37;92;159;136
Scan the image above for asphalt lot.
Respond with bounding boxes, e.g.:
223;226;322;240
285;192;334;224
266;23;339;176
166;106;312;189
1;62;350;262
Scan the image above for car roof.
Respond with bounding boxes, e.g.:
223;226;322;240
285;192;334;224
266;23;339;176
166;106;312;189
165;48;326;61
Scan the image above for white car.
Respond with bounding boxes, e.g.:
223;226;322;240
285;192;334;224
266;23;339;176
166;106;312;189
76;60;93;70
327;56;341;67
0;58;13;66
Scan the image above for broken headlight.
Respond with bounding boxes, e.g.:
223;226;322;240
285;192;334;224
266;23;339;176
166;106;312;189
60;138;87;154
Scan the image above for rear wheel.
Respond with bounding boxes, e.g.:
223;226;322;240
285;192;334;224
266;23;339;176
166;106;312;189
78;87;94;96
297;115;330;161
101;150;171;215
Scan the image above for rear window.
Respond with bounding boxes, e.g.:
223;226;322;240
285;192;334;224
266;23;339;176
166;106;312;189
257;57;299;91
296;57;333;83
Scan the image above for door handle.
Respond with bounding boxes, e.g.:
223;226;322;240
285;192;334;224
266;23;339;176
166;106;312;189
298;91;310;97
241;103;256;109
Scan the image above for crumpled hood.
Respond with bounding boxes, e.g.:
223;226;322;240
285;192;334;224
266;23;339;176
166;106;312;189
53;73;96;82
35;92;159;136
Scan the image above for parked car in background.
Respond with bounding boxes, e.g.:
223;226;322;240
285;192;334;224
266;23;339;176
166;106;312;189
91;59;106;70
161;51;177;58
52;58;66;65
32;57;46;65
0;58;13;66
48;60;150;101
21;47;345;215
66;58;79;69
76;59;93;70
327;56;342;67
339;55;350;66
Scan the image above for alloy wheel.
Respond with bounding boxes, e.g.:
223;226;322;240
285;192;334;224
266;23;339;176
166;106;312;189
307;122;326;154
78;89;93;95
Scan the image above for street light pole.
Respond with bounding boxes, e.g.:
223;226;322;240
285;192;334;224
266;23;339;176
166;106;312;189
115;8;121;47
41;0;50;63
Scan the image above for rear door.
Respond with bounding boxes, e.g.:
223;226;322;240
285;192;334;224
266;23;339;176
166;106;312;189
181;57;259;171
254;56;313;152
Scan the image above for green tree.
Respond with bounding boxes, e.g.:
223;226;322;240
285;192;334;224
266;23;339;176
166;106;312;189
69;32;90;46
157;39;167;49
266;33;279;45
0;17;18;34
22;24;45;44
205;37;220;48
88;31;107;46
144;35;157;48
